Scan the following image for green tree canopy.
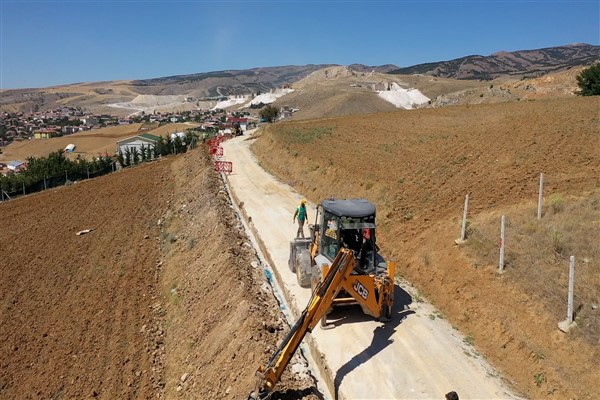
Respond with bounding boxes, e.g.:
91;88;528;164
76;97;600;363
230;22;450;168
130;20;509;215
576;63;600;96
259;105;280;123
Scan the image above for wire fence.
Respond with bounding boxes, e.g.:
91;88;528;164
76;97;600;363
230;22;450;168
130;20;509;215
461;188;600;344
0;164;116;202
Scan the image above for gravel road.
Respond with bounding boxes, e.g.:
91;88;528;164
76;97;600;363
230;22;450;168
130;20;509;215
222;133;520;400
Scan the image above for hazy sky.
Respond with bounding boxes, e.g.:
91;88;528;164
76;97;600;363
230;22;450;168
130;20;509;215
1;0;599;89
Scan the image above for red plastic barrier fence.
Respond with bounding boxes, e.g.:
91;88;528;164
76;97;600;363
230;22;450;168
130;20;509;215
209;146;223;156
214;161;233;174
207;136;226;148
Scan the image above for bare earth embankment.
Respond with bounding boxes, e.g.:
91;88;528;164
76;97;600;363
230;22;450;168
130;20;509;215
0;148;318;399
251;96;600;399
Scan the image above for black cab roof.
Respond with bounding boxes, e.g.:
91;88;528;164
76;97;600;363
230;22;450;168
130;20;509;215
321;199;376;218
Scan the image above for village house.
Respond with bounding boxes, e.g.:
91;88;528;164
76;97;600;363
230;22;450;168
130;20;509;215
34;128;60;139
226;117;249;132
62;125;89;135
116;133;161;160
279;105;293;119
7;160;26;172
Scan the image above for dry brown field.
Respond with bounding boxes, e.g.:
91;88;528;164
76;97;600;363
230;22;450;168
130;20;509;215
2;91;598;399
0;123;196;162
0;149;317;399
252;96;600;399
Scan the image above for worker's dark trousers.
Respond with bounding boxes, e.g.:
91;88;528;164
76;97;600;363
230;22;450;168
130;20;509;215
297;220;305;238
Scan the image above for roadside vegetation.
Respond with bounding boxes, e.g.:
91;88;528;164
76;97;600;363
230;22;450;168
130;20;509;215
259;104;280;122
0;130;199;197
577;63;600;96
116;130;198;167
0;150;114;193
465;190;600;344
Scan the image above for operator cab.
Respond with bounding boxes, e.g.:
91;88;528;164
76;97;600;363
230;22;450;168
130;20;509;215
314;199;386;275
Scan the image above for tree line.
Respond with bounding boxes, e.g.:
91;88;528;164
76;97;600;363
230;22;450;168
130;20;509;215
116;131;198;167
0;131;199;196
0;151;114;193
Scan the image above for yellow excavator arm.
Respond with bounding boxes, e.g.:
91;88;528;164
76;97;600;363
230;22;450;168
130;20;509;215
250;248;357;399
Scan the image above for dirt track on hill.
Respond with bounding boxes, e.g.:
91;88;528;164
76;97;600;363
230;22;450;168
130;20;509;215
223;135;520;400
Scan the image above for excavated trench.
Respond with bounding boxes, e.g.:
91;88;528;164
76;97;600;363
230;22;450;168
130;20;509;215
220;165;333;400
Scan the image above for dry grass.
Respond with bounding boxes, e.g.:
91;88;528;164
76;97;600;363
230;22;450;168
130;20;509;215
465;190;600;344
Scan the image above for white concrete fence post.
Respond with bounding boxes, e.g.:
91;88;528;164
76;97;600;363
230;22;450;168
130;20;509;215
460;194;469;241
499;215;506;273
537;173;544;219
559;256;577;332
567;256;575;322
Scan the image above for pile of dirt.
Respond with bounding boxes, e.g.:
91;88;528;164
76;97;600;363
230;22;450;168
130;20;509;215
251;96;600;399
0;148;320;399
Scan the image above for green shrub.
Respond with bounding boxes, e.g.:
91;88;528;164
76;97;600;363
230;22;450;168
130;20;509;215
576;63;600;96
549;193;565;213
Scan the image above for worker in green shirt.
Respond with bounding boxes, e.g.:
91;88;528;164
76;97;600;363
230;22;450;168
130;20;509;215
293;199;308;238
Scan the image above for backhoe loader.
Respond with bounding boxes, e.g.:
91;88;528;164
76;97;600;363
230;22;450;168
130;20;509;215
289;198;395;323
250;199;395;398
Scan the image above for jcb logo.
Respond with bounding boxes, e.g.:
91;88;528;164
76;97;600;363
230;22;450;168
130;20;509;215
353;281;369;300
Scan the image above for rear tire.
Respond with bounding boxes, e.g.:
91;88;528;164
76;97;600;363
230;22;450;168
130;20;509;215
295;249;311;288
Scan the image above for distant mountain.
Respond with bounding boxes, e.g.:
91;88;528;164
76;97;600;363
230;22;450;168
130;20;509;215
130;64;337;97
2;44;596;116
347;64;399;73
389;43;600;80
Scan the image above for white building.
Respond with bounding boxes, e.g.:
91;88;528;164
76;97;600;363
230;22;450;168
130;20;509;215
116;133;161;159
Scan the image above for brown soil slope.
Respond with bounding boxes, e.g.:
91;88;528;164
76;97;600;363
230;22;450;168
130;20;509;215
0;149;318;399
158;149;318;399
0;160;173;398
251;96;600;399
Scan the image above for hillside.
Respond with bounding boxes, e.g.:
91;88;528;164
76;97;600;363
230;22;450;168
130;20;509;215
273;66;488;119
251;96;600;399
0;149;318;399
0;65;336;116
1;44;595;118
390;43;600;80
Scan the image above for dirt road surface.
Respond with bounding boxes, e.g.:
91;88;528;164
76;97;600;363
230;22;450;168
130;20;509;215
222;134;520;400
